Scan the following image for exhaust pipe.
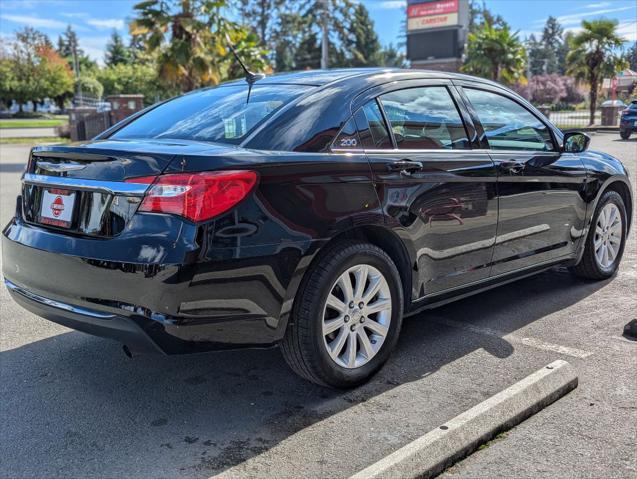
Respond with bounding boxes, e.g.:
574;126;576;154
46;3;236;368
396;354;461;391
122;344;134;358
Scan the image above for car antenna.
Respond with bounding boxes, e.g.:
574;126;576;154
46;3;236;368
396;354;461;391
225;34;265;104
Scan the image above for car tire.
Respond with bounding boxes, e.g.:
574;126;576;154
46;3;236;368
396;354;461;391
620;131;631;140
281;241;404;388
570;190;627;280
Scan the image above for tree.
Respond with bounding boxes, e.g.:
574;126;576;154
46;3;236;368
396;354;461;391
38;45;75;109
462;22;526;83
294;31;321;69
380;43;407;68
272;12;305;71
540;16;563;74
527;74;567;104
624;42;637;71
130;0;269;92
56;25;98;80
96;62;172;105
105;30;131;66
57;25;80;58
567;19;626;125
527;34;547;76
0;58;16;110
348;3;382;67
237;0;284;48
468;0;506;33
8;28;73;112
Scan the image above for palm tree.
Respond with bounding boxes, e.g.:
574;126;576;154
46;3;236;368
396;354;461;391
462;22;526;84
130;0;268;92
567;19;625;125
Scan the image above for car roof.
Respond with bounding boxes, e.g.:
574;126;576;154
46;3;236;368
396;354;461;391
220;68;499;88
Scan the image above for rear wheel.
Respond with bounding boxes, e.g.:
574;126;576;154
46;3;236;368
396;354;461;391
281;241;403;388
571;190;627;280
620;131;631;140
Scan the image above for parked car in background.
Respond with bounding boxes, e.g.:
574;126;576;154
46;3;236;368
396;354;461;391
620;100;637;139
3;69;633;388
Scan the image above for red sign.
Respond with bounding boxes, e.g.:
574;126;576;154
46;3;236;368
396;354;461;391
51;196;65;217
408;0;458;18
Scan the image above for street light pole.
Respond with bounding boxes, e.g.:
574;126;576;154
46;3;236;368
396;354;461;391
321;0;329;69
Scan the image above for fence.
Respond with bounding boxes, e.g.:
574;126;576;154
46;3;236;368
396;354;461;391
545;111;599;130
72;95;110;112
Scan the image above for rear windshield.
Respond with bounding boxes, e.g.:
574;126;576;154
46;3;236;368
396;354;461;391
110;84;311;144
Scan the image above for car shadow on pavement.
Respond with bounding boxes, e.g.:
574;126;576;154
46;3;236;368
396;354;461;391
0;266;610;478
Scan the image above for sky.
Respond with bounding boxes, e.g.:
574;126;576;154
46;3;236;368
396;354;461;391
0;0;635;65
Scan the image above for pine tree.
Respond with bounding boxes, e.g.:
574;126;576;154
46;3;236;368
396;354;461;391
349;4;382;67
541;16;562;74
105;30;130;66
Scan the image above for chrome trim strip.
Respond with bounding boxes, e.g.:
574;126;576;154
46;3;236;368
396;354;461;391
22;173;149;196
4;279;116;319
36;161;87;173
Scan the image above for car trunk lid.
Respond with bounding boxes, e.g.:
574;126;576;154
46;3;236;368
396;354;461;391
22;139;241;237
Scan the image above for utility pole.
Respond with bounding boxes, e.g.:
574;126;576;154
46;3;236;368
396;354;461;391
320;0;329;69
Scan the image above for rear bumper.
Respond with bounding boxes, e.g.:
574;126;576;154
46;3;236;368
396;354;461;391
619;120;637;132
5;278;162;354
2;218;313;354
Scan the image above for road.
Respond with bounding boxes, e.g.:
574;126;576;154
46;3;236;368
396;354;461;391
0;134;636;479
0;127;57;138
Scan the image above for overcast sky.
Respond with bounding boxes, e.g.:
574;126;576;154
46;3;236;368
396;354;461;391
1;0;635;65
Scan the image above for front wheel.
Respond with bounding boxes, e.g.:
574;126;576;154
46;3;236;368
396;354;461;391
620;131;631;140
281;241;403;388
571;190;627;280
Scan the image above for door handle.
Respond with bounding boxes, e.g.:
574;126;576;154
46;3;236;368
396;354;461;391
387;159;423;174
501;160;525;175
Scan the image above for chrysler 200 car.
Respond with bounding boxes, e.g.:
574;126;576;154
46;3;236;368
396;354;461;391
3;69;632;388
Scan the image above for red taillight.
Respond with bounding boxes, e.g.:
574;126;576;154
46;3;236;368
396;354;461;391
126;170;257;222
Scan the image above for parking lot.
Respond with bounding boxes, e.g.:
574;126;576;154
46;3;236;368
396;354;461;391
1;133;635;479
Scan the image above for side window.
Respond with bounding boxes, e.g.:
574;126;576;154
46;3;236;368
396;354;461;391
357;100;392;149
332;117;361;150
464;88;555;151
378;87;469;150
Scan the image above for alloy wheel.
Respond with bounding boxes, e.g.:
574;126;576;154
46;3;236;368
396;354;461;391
322;264;392;369
594;203;622;269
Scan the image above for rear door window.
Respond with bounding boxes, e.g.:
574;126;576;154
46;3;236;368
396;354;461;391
357;100;393;149
378;87;469;150
464;88;555;151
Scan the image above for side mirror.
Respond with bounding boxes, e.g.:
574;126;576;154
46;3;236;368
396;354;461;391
563;132;590;153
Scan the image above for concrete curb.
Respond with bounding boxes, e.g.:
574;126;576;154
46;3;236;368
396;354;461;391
350;360;578;479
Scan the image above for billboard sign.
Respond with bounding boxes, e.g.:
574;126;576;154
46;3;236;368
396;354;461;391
407;0;459;31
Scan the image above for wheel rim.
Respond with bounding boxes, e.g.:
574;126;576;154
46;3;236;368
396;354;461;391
322;264;392;369
594;203;622;269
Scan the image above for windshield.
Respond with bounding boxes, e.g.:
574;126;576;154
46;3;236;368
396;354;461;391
110;84;312;144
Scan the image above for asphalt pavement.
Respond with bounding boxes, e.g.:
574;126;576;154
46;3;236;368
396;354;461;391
0;127;57;138
0;134;635;479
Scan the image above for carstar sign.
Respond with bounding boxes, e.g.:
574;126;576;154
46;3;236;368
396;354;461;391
407;0;460;31
408;0;458;19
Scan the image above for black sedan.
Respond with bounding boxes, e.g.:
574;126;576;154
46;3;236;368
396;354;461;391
3;68;633;388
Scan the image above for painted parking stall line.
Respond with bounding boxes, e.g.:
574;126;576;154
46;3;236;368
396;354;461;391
431;317;593;359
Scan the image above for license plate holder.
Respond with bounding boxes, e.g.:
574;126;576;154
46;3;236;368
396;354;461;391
39;188;76;228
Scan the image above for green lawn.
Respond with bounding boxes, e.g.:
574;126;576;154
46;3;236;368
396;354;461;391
0;136;70;145
0;118;68;128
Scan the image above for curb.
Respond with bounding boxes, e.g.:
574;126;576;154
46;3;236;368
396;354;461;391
350;360;578;479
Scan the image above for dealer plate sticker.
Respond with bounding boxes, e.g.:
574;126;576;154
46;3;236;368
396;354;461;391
39;189;76;227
